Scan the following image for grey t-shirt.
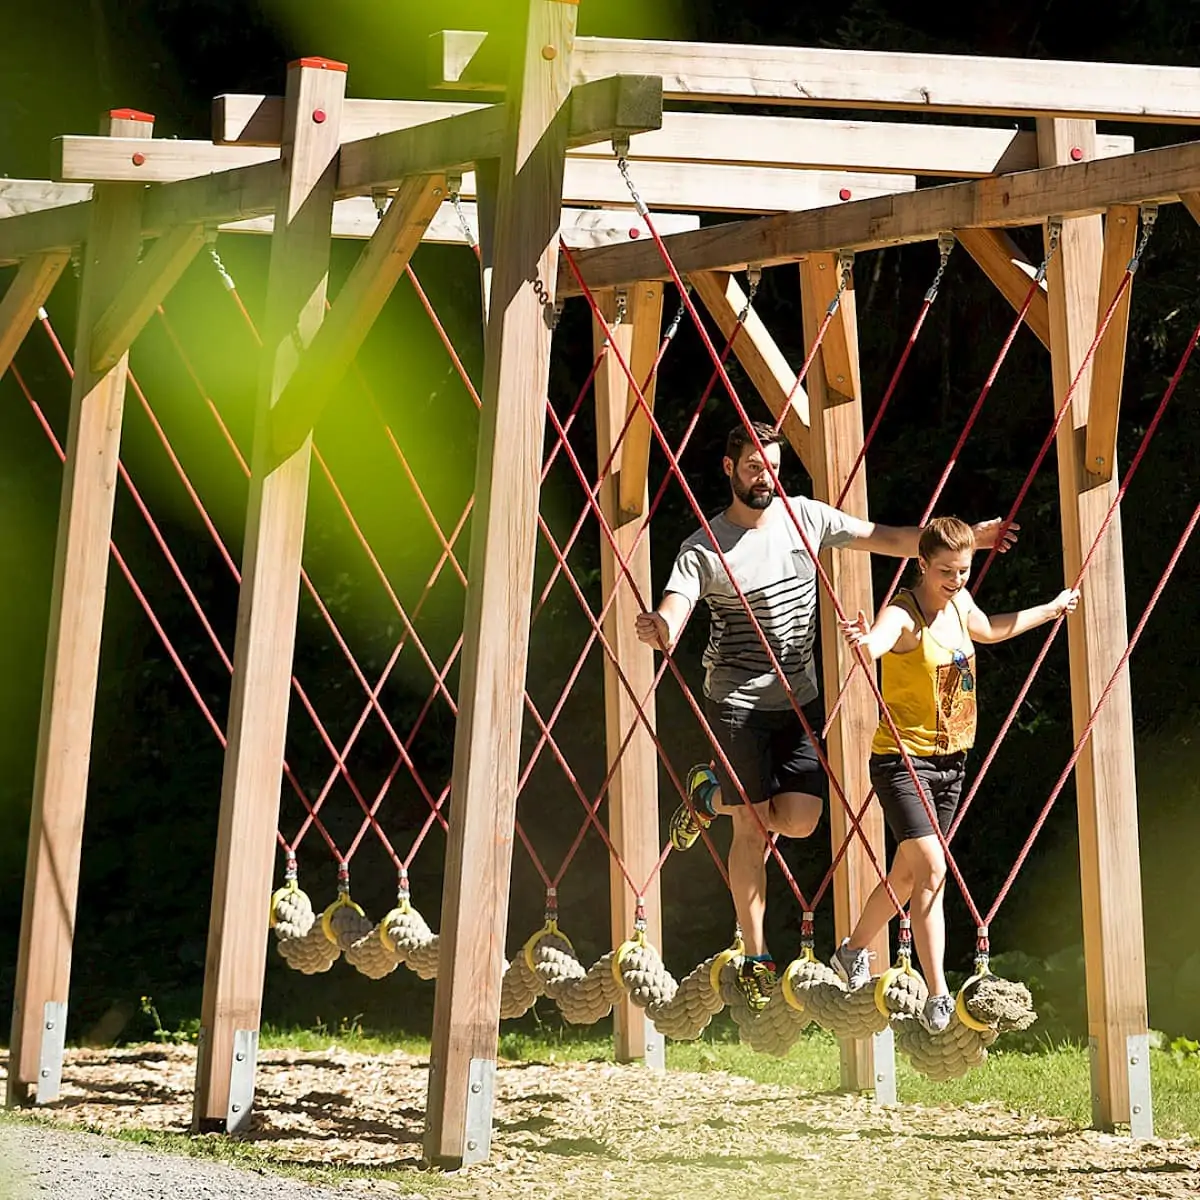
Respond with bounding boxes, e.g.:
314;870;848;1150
665;495;867;710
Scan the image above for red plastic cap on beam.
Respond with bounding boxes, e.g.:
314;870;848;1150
290;57;348;72
109;108;155;122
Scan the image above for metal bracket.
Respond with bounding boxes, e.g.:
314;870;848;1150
462;1057;495;1165
226;1028;258;1133
36;1001;67;1104
871;1025;897;1107
1126;1032;1153;1138
644;1020;666;1072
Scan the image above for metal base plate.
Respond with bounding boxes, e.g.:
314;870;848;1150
226;1028;258;1133
871;1026;897;1106
36;1001;67;1104
462;1057;496;1165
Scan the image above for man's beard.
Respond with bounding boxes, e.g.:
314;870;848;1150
732;478;775;509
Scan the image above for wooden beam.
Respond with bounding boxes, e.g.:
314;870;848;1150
191;57;345;1134
432;31;1200;123
590;290;664;1066
58;136;276;183
557;139;1200;294
424;0;576;1170
1084;205;1140;484
614;282;665;524
214;92;1134;177
7;109;153;1109
268;173;445;463
1037;118;1149;1134
1180;191;1200;227
954;227;1051;351
0;180;92;220
0;203;91;267
687;270;811;473
90;224;209;373
798;251;889;1095
0;252;69;376
140;158;280;238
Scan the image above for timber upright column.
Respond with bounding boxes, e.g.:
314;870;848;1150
799;253;892;1097
191;58;345;1133
591;284;666;1067
424;1;579;1168
1037;120;1151;1135
8;110;154;1107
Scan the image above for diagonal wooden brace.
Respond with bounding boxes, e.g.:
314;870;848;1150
955;227;1051;350
0;251;70;376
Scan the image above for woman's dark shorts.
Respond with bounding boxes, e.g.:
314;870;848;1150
869;751;967;842
704;698;828;808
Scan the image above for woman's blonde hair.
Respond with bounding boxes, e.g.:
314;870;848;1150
918;516;976;562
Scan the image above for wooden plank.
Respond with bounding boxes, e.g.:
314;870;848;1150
590;290;664;1063
955;227;1051;351
140;158;280;238
432;31;1200;122
687;270;811;473
7;109;153;1108
268;173;445;463
1084;205;1139;483
424;0;577;1170
556;139;1200;294
0;180;92;219
90;224;209;372
191;57;346;1133
798;251;888;1095
1037;118;1148;1132
59;136;277;183
214;92;1134;176
0;252;69;377
614;282;664;524
0;203;91;266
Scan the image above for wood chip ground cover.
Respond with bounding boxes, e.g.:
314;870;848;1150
4;1044;1199;1199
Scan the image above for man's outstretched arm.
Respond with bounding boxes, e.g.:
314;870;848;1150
847;517;1019;557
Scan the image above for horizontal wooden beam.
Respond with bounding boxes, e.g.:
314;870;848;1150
432;30;1200;123
0;202;90;266
140;159;280;238
213;92;1133;178
58;137;276;183
0;251;69;375
954;227;1051;350
0;180;91;220
557;140;1200;295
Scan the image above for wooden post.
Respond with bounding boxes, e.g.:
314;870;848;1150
1037;120;1150;1133
424;0;578;1169
591;285;665;1065
7;109;154;1107
191;58;345;1133
798;252;889;1093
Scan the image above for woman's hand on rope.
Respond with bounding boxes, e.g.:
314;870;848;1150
971;518;1020;554
635;611;671;649
839;609;872;651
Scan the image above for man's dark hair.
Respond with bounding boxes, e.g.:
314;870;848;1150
725;421;786;465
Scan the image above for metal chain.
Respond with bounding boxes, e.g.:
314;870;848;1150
615;146;650;219
449;183;479;251
1036;218;1064;283
740;266;762;323
209;246;237;292
1129;204;1158;273
825;252;854;317
925;233;956;303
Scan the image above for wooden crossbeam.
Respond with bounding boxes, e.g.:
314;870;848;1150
1084;205;1140;483
557;140;1200;294
0;202;90;267
214;91;1133;178
268;174;445;464
90;224;210;372
687;270;811;473
140;159;279;238
58;137;276;183
0;252;69;376
432;30;1200;123
954;227;1051;350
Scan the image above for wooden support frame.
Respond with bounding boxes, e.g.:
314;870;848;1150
432;30;1200;122
611;282;665;524
591;288;665;1065
191;57;346;1134
798;252;890;1095
687;270;811;474
954;228;1051;351
0;251;69;377
7;109;154;1109
268;173;446;464
1037;118;1149;1133
1084;206;1140;483
424;0;580;1170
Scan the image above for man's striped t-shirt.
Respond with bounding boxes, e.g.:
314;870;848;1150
664;495;867;710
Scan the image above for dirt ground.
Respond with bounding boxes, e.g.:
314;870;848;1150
7;1044;1200;1200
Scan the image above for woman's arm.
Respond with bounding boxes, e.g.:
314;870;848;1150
967;588;1079;644
839;602;915;661
635;591;694;649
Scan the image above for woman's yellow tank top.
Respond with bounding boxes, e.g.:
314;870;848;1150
870;590;977;757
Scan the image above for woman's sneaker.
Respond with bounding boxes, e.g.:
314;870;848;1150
830;938;874;990
918;993;955;1034
669;765;718;851
735;956;777;1012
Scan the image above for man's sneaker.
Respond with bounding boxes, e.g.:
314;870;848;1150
669;764;718;851
918;993;955;1034
735;956;777;1013
830;938;873;991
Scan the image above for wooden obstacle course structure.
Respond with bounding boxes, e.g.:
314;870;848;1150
7;0;1200;1165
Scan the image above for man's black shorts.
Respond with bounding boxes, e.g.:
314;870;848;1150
703;697;828;808
869;751;967;842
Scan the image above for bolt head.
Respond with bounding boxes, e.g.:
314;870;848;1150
1130;1055;1139;1066
40;1069;50;1078
1133;1104;1142;1114
836;375;845;384
131;152;146;167
1070;146;1084;161
466;1139;478;1152
312;108;327;124
45;1022;54;1031
628;228;641;239
839;187;852;201
470;1082;482;1094
231;1103;241;1113
541;44;558;60
235;1053;245;1062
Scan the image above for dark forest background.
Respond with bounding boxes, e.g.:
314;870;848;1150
1;0;1198;1048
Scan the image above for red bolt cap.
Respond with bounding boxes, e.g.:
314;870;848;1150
839;187;852;201
629;227;641;239
1070;146;1084;161
131;152;146;166
312;109;327;124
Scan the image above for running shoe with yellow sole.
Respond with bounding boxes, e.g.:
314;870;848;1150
735;956;777;1013
669;764;718;851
